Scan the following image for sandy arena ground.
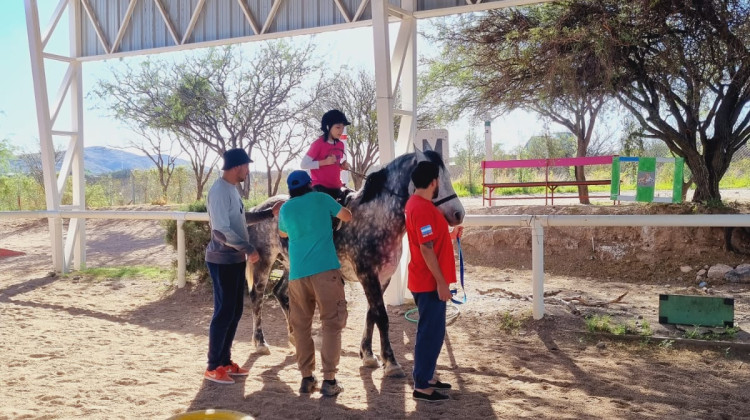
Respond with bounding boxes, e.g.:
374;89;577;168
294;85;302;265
1;196;750;419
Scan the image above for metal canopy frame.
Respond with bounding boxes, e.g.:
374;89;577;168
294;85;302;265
24;0;550;303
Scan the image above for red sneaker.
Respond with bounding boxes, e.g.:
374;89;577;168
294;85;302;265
224;361;249;376
204;366;234;384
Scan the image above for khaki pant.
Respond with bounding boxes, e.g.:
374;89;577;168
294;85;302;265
288;269;348;381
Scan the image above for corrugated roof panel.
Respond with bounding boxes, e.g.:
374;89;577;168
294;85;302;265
77;0;522;58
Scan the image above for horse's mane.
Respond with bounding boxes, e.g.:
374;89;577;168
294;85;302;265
358;150;446;205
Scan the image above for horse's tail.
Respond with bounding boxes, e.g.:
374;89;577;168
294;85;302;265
245;260;254;290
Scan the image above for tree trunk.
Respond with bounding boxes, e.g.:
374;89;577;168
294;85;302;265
575;165;591;205
272;170;282;196
241;174;251;199
574;138;590;204
691;176;721;202
265;168;273;197
686;143;727;203
195;183;204;201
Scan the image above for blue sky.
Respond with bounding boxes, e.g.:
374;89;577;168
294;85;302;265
0;2;546;163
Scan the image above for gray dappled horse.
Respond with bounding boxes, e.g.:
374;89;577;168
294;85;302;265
245;148;465;377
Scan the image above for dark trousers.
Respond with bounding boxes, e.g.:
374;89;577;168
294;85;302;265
206;261;246;370
411;290;447;390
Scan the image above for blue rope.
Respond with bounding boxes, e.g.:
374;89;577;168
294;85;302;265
450;237;467;305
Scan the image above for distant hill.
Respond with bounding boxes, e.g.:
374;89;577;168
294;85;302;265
5;146;190;176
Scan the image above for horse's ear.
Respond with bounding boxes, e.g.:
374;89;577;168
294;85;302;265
421;139;433;152
414;146;426;162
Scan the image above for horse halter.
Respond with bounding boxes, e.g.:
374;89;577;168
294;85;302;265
433;193;458;207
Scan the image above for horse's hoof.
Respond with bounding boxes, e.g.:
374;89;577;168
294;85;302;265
384;363;405;378
255;343;271;355
361;354;380;368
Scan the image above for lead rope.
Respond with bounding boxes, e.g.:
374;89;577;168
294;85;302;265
450;237;466;305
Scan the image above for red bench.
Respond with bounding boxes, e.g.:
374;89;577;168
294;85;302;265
481;156;614;206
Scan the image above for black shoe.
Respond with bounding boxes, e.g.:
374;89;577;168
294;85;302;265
429;380;452;390
320;379;343;396
299;375;318;393
413;390;449;402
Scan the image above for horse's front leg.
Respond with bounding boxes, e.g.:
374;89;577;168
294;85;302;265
247;259;272;355
359;273;405;378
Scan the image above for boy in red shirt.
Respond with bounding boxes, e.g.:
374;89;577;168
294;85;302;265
404;161;463;402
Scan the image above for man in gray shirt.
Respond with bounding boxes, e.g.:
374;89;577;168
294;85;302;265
204;148;280;384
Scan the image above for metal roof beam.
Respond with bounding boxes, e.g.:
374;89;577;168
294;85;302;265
181;0;206;45
237;0;261;35
261;0;284;35
334;0;352;23
80;0;110;53
153;0;181;46
42;0;69;48
110;0;139;54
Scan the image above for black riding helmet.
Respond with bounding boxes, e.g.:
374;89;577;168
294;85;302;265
320;109;351;134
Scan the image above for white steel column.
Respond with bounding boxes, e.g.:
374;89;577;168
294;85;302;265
26;0;87;273
25;0;64;273
373;0;418;306
372;0;395;163
394;0;417;157
372;0;398;305
69;0;86;270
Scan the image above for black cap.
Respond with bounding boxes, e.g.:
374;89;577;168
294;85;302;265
222;148;252;170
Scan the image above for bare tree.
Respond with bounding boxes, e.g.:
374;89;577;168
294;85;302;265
93;41;330;198
18;140;65;188
256;120;308;196
178;134;219;201
127;126;179;199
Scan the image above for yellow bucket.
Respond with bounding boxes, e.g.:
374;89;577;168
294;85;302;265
167;409;254;420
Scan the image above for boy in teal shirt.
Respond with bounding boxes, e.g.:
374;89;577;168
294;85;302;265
279;170;352;396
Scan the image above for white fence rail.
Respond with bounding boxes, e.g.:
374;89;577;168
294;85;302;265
2;211;749;319
0;210;209;287
462;213;750;319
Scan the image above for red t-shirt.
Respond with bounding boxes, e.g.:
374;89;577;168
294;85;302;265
306;136;346;189
405;194;457;293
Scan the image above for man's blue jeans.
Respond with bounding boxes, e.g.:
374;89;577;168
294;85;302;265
411;290;446;390
206;261;246;371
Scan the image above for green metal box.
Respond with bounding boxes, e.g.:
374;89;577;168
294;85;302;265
658;294;734;327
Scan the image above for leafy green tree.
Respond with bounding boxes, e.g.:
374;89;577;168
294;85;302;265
424;6;612;203
511;0;748;203
427;0;750;203
525;132;577;160
594;0;750;202
0;138;13;174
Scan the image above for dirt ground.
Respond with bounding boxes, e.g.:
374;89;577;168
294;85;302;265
1;195;750;419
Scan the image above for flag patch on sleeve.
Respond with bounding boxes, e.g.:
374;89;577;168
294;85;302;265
419;225;433;237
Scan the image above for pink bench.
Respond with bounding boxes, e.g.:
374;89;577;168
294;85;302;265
481;156;614;206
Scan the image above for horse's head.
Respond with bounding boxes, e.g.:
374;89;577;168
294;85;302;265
414;146;465;226
356;145;464;226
